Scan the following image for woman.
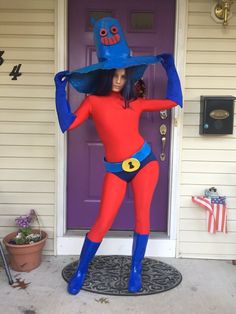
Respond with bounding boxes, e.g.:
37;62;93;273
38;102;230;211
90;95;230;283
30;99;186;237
55;17;182;295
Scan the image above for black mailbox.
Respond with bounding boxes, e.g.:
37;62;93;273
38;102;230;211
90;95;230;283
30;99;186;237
200;96;235;135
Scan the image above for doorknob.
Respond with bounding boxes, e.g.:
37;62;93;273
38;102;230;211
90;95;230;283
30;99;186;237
159;124;167;161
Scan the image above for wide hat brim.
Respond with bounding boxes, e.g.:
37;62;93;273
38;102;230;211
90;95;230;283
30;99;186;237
67;55;161;94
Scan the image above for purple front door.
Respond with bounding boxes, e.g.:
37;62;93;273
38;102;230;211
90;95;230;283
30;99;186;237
67;0;176;231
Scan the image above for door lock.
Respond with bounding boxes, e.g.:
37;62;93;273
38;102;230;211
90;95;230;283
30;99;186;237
160;110;168;120
159;124;167;161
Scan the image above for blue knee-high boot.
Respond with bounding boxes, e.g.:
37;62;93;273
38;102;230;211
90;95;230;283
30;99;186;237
67;235;101;295
128;232;149;293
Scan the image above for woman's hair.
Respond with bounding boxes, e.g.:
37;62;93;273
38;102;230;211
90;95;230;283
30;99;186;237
91;67;138;108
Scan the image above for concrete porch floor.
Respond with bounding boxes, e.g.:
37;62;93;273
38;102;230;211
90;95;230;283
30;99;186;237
0;255;235;314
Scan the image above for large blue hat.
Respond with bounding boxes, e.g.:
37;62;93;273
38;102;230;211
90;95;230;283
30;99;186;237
67;17;161;94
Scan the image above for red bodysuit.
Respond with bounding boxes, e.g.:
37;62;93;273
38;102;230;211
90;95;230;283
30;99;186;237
69;92;177;242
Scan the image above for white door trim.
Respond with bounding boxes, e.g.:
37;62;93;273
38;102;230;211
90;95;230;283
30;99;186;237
55;0;188;257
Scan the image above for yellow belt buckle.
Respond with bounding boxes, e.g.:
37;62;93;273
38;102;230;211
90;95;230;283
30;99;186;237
122;157;140;172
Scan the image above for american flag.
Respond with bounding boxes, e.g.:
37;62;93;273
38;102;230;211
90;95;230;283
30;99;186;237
192;196;227;234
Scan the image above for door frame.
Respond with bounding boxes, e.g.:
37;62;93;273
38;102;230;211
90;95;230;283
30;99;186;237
55;0;188;257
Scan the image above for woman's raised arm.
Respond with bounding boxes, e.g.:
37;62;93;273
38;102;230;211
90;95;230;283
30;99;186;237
54;71;91;132
139;98;177;112
138;54;182;112
159;53;183;107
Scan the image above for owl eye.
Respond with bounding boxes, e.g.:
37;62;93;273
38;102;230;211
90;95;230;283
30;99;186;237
110;26;118;34
99;28;108;37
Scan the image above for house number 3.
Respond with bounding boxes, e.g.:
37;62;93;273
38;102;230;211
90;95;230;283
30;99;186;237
0;50;22;80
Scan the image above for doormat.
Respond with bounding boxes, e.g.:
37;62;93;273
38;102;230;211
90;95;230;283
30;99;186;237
62;255;182;296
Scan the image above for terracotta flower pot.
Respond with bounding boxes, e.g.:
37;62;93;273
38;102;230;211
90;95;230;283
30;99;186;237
3;229;48;272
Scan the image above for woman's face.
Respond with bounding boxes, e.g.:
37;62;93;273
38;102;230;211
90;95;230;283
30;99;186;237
112;68;126;92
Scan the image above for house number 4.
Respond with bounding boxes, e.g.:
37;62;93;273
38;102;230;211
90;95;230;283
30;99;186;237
9;64;22;80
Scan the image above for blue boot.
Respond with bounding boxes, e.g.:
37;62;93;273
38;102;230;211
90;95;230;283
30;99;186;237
128;232;149;293
67;235;101;295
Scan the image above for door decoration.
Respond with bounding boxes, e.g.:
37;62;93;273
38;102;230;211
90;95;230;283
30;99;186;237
192;187;227;234
54;17;182;295
135;78;146;98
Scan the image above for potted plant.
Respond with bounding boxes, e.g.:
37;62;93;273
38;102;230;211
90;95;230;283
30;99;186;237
3;209;48;272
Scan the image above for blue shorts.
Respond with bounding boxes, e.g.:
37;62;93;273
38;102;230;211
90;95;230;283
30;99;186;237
107;151;157;183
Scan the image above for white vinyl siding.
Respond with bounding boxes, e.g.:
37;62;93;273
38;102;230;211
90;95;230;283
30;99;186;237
0;0;56;255
1;0;236;260
177;0;236;259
